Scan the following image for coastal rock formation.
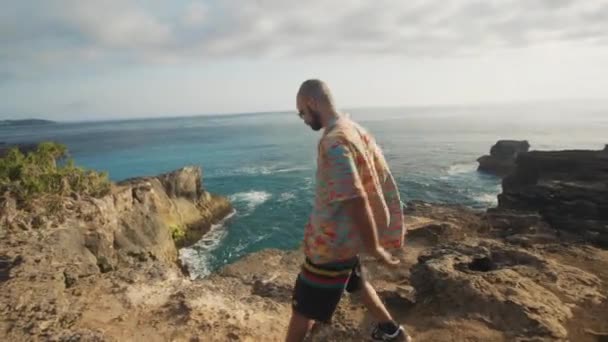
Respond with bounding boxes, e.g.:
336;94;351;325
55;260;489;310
498;149;608;247
117;166;232;248
2;151;608;341
0;166;232;339
2;197;608;341
477;140;530;177
411;240;604;340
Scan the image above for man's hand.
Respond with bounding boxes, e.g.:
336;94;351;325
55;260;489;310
373;246;400;267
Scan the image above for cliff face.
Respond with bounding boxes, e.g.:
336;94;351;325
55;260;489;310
0;166;232;339
116;166;234;250
1;166;232;268
498;149;608;247
477;140;530;177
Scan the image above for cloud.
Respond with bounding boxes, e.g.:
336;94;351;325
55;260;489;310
0;71;15;85
182;3;208;28
1;0;608;77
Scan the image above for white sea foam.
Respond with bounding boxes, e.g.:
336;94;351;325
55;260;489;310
474;193;498;206
232;165;310;176
447;162;477;175
229;191;272;212
235;166;274;175
230;233;270;256
279;192;296;202
274;167;310;173
178;210;236;279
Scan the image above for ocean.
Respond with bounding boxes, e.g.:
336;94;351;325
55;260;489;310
2;104;606;278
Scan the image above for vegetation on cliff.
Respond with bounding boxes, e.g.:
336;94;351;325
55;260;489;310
0;142;110;206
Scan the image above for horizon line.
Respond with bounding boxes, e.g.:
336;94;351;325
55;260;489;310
4;96;608;123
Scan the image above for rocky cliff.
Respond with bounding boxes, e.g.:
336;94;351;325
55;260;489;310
498;148;608;247
477;140;530;177
2;156;608;341
0;166;232;340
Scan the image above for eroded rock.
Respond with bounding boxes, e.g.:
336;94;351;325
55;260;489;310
411;240;605;340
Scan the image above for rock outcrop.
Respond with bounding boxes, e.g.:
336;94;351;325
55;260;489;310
2;197;608;341
117;166;233;248
2;153;608;341
477;140;530;177
411;240;604;340
0;166;232;340
498;149;608;247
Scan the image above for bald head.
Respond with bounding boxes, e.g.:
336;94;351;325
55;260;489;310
297;79;335;108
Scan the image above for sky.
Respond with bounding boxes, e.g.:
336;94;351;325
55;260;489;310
1;0;608;121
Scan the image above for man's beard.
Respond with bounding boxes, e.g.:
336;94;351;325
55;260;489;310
308;107;323;131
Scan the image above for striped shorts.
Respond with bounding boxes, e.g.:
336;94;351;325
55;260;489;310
291;256;362;322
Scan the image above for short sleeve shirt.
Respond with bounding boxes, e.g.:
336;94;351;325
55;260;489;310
304;117;405;264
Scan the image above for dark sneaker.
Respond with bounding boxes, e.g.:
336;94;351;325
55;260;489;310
371;325;411;342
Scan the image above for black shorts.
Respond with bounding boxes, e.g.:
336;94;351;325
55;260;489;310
291;257;363;322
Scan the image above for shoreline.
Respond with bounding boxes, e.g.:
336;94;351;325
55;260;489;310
1;144;607;340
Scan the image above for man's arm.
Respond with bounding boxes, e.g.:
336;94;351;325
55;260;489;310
382;172;406;246
344;197;400;266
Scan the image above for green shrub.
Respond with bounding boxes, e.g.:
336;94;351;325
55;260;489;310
0;142;111;206
170;224;186;243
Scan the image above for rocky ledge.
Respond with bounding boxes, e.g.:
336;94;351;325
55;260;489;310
0;166;232;340
498;148;608;248
477;140;530;177
1;153;608;341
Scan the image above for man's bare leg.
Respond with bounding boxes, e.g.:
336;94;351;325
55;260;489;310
358;279;412;341
358;279;394;322
285;310;314;342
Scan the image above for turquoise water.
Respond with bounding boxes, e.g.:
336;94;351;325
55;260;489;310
2;105;606;277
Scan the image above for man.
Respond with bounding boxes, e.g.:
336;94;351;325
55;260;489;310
286;79;411;342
